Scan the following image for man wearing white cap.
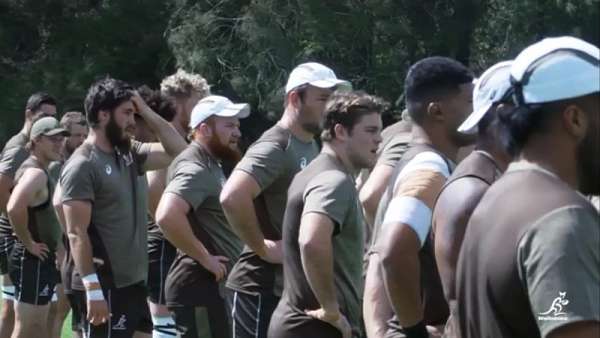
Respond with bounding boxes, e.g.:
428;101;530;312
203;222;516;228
220;62;349;338
456;36;600;338
155;95;249;338
431;61;513;337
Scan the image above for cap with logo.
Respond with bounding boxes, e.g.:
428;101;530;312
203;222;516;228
458;60;513;134
285;62;351;94
510;36;600;106
30;116;69;140
189;95;251;129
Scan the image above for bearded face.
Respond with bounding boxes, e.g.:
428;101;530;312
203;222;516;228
105;112;135;153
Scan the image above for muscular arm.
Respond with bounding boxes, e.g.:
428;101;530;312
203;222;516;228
220;171;267;257
432;178;488;303
156;193;213;264
359;164;395;228
299;212;339;314
132;95;186;171
146;169;167;217
6;168;46;247
63;200;95;279
364;253;394;338
380;223;424;326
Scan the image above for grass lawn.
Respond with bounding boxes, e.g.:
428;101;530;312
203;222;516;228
0;296;74;338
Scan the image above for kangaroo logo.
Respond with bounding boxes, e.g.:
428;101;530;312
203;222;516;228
539;291;569;317
113;314;127;330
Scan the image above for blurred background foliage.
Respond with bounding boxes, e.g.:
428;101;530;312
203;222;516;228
1;0;598;144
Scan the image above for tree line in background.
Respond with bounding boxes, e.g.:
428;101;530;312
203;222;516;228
1;0;598;144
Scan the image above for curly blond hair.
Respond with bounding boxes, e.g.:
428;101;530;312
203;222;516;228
160;69;210;99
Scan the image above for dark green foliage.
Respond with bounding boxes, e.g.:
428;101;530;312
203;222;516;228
1;0;598;144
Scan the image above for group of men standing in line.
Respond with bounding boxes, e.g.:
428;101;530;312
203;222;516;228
0;35;598;338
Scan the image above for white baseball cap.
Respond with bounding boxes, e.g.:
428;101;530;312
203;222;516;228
189;95;250;129
285;62;351;93
458;61;513;134
510;36;600;105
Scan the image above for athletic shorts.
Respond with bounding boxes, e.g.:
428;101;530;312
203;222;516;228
228;289;279;338
170;301;231;338
147;237;176;305
0;228;16;275
9;245;58;305
80;282;152;338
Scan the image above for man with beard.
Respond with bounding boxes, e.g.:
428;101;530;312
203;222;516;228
139;73;211;338
367;57;475;338
47;111;88;338
430;61;513;338
59;77;186;338
0;92;57;338
268;91;385;338
456;36;600;338
155;95;249;338
6;117;68;338
220;62;349;338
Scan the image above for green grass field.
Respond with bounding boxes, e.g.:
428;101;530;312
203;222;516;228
0;296;74;338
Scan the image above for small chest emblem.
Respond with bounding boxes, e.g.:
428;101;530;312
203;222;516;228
299;157;307;169
105;164;112;175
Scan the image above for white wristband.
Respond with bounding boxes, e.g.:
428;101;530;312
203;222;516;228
82;273;99;284
86;289;104;301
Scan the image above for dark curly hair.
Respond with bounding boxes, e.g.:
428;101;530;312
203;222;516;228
84;77;134;127
137;85;177;122
405;56;473;124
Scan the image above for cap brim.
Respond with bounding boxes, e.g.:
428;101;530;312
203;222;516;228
44;128;69;137
457;102;493;134
308;79;352;91
215;103;251;119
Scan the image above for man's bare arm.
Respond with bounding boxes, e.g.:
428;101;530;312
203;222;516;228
359;164;395;227
364;253;394;338
299;212;339;313
220;171;277;261
7;168;47;253
147;169;167;217
380;222;424;327
131;94;186;171
63;200;95;278
433;178;488;303
156;192;228;281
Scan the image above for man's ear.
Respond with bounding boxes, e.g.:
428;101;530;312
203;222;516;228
333;123;349;142
562;104;588;142
287;90;303;111
199;122;213;138
427;102;444;121
98;110;110;124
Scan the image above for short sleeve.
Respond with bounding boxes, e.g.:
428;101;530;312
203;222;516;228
517;206;600;337
131;140;152;174
60;156;96;203
0;146;29;179
380;152;449;246
164;162;211;210
376;135;410;167
302;171;354;234
234;141;287;190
